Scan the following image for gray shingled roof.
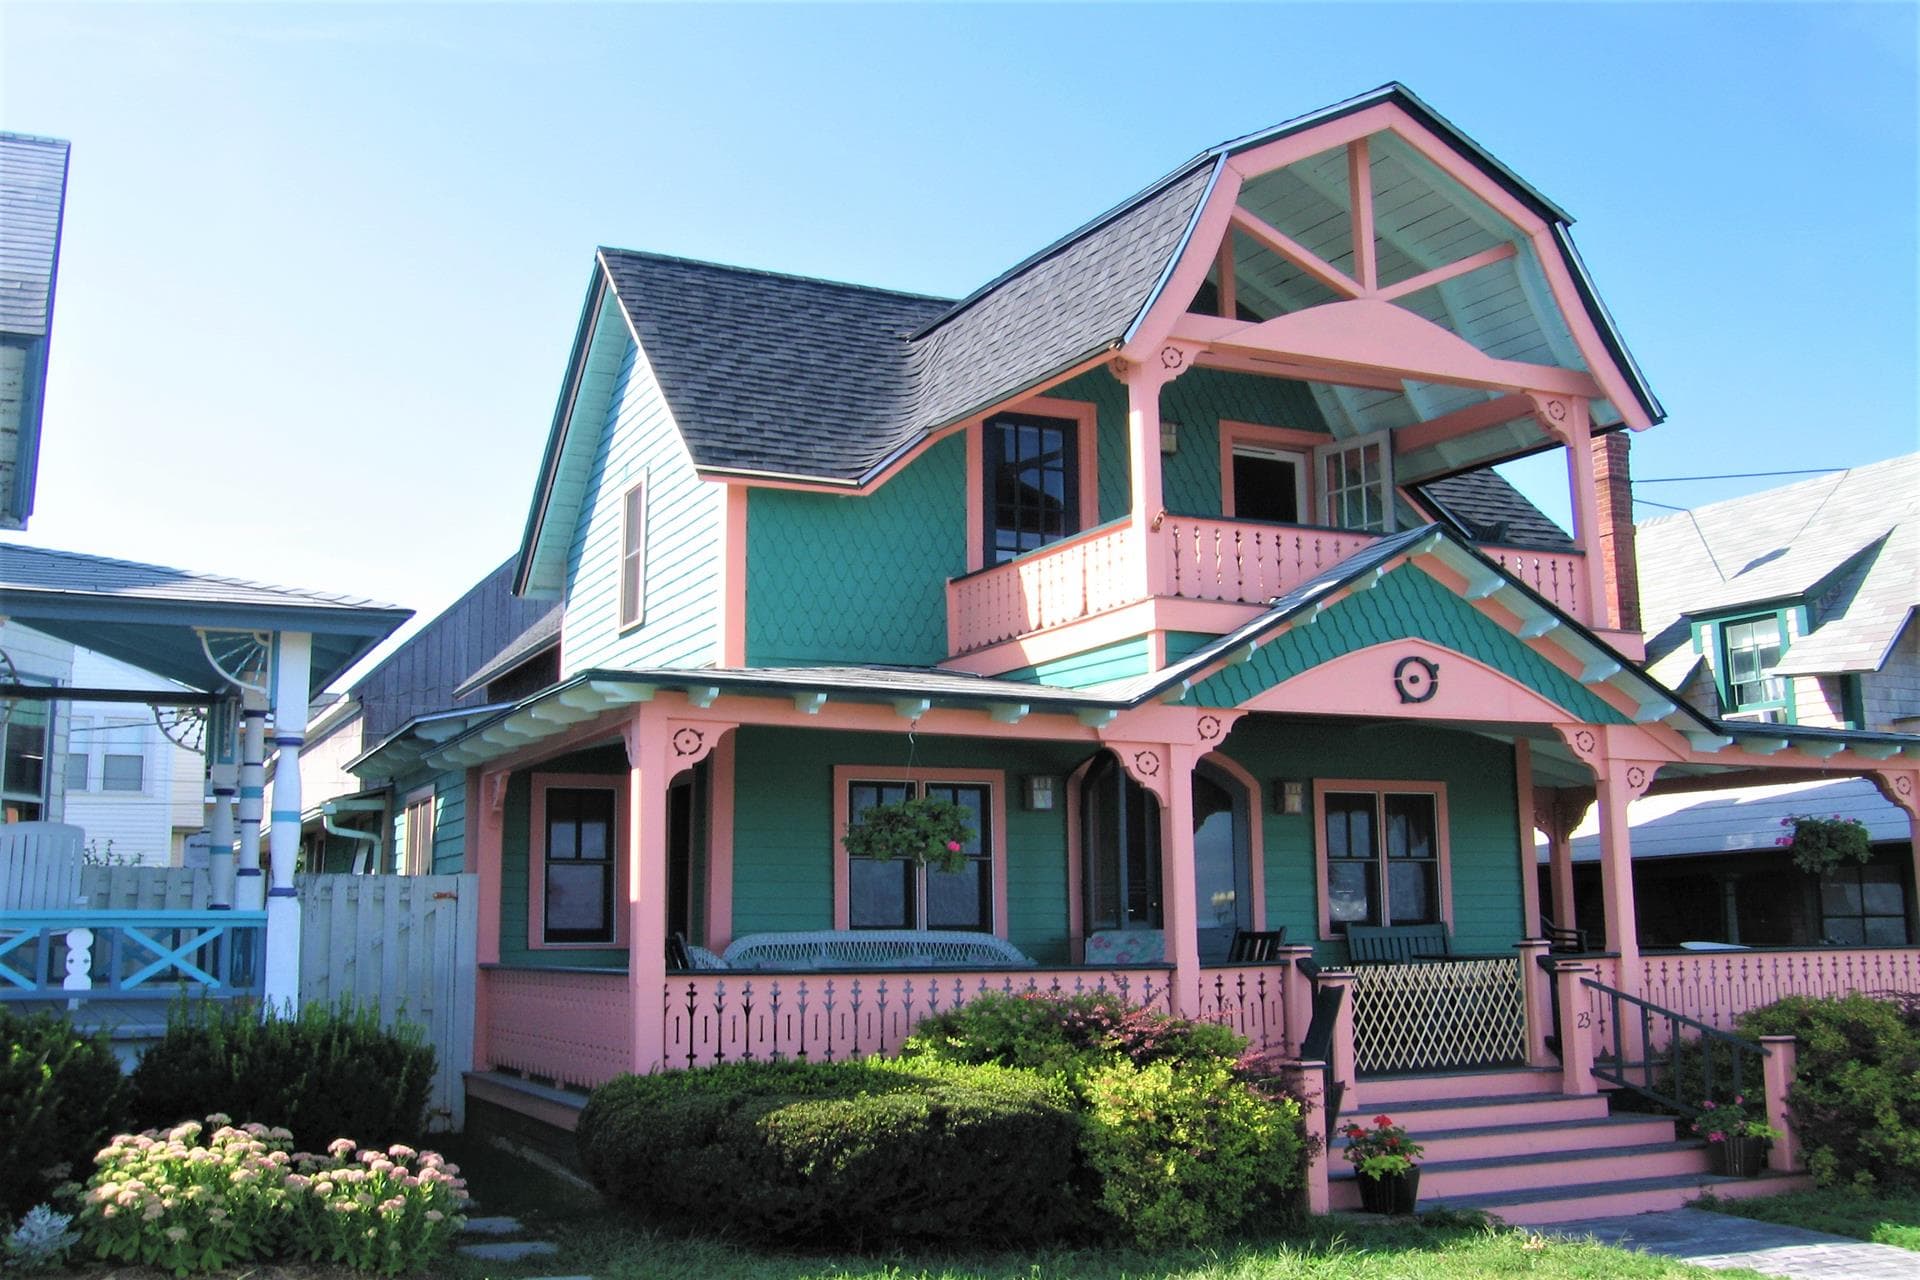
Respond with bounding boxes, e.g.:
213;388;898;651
0;543;402;612
1550;775;1909;864
1639;454;1919;676
0;133;68;338
1419;469;1573;550
597;161;1214;482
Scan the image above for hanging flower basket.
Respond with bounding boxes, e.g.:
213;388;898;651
1776;813;1872;874
842;795;975;872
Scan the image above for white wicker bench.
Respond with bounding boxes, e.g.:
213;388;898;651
719;929;1033;971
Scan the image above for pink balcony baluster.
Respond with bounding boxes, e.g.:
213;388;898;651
1161;518;1382;609
1484;545;1590;626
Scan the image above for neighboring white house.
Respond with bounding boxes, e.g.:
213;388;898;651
0;617;73;822
60;644;204;865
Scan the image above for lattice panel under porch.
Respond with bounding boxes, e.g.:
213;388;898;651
1350;956;1526;1075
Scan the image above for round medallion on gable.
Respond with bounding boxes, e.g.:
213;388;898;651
1393;656;1440;704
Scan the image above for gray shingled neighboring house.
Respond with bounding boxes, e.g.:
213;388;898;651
1549;454;1919;947
0;131;70;530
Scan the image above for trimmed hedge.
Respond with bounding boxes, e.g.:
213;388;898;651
0;1007;130;1216
1739;993;1920;1190
131;1000;434;1153
901;990;1250;1081
577;1058;1080;1245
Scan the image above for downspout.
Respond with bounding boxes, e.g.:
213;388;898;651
322;798;386;875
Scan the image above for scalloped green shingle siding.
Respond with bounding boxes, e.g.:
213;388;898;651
1048;366;1329;525
1219;720;1523;961
1189;565;1628;723
728;726;1091;963
561;335;721;676
998;636;1152;686
745;435;966;667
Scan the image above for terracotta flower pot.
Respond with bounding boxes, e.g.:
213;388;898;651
1357;1166;1421;1214
1709;1135;1767;1177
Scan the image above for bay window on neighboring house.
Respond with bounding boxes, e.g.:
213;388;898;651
529;774;629;948
836;768;999;933
1315;781;1450;938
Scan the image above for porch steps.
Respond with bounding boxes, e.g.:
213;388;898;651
1332;1070;1811;1225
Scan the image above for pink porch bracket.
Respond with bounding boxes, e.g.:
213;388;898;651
1552;960;1599;1096
1291;1060;1332;1215
1760;1034;1800;1173
1515;937;1553;1068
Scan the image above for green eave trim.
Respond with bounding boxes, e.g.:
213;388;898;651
1185;562;1629;724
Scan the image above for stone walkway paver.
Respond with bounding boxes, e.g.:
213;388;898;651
460;1215;524;1236
1553;1207;1920;1279
458;1240;561;1262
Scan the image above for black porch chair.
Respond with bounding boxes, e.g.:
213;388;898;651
1227;927;1288;962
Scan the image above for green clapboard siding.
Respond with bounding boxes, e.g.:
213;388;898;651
431;771;465;875
746;435;966;667
498;745;630;969
1189;565;1628;724
1221;720;1523;963
1165;631;1218;664
728;726;1092;964
562;332;722;676
998;637;1152;687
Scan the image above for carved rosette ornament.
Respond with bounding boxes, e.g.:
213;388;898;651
1160;345;1186;371
672;727;705;758
1132;750;1161;778
1197;715;1223;743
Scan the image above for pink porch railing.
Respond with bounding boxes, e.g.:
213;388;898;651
1191;963;1294;1056
1484;545;1589;625
662;966;1178;1069
947;522;1140;653
1160;518;1381;608
481;966;632;1091
1637;948;1920;1033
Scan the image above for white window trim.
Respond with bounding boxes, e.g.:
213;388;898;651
401;785;435;876
1312;429;1395;533
618;476;648;633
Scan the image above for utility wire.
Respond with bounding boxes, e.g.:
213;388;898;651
1635;468;1848;484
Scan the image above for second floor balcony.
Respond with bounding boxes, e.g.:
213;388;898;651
946;512;1590;658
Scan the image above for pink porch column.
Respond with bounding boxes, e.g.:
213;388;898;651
1760;1034;1800;1173
1158;744;1203;1016
1553;960;1598;1096
1591;758;1649;998
1515;937;1553;1068
623;711;672;1074
1536;395;1610;628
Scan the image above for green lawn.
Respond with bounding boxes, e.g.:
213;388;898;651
433;1138;1769;1280
1696;1186;1920;1251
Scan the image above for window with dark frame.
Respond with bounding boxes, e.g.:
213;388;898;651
1082;755;1163;933
846;779;993;931
1323;788;1442;930
984;413;1079;565
618;478;647;631
543;786;617;944
1821;863;1908;946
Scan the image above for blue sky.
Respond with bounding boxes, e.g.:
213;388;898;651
3;3;1914;674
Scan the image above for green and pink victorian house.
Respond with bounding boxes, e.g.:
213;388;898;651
346;85;1920;1222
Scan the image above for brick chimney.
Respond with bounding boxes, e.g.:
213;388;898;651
1590;431;1641;634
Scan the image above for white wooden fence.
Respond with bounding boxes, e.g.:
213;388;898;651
80;865;214;910
296;873;478;1131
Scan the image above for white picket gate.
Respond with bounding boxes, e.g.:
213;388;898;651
296;874;478;1131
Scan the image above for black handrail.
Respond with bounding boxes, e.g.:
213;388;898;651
1296;959;1347;1143
1580;977;1770;1117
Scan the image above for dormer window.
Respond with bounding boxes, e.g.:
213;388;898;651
985;413;1080;565
1720;612;1788;721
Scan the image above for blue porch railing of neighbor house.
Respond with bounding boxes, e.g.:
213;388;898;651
0;910;267;1011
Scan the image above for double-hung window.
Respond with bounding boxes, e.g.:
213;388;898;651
1719;613;1788;721
60;714;147;794
401;787;435;876
984;413;1080;565
841;771;995;932
532;775;626;947
1316;782;1448;937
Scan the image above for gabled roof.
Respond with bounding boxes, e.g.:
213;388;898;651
1639;453;1920;676
0;543;410;691
0;131;71;532
518;84;1659;586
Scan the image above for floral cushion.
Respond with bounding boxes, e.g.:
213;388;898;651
1084;929;1165;965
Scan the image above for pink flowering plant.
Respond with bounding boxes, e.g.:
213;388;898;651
74;1115;466;1277
1341;1114;1425;1180
1689;1094;1783;1145
841;795;975;871
1777;813;1872;874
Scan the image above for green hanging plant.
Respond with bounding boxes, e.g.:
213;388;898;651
1777;813;1873;875
842;796;976;873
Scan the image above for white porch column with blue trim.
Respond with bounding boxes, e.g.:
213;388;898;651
264;630;310;1010
206;698;240;909
236;687;269;911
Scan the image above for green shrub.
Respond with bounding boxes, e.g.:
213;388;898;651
0;1007;130;1216
75;1115;467;1276
130;1001;434;1153
1080;1057;1303;1246
1738;993;1920;1190
901;990;1248;1082
577;1057;1079;1245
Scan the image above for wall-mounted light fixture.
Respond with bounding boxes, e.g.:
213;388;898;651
1024;775;1056;811
1274;780;1306;815
1160;420;1180;454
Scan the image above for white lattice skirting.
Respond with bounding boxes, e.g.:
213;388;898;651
1351;956;1526;1074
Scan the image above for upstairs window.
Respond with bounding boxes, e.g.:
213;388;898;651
61;715;146;794
1229;445;1307;523
985;413;1080;564
1314;432;1394;533
1;695;50;822
618;478;647;631
1720;613;1788;721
